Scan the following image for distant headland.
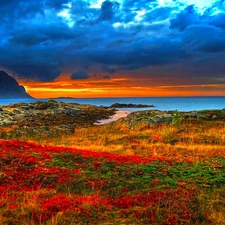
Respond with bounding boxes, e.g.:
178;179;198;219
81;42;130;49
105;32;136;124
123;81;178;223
54;97;77;99
0;71;33;99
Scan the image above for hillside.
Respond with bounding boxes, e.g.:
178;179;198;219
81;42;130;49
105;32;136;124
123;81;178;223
0;71;32;99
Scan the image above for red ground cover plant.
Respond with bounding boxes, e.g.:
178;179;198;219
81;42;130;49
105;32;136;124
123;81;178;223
0;140;219;224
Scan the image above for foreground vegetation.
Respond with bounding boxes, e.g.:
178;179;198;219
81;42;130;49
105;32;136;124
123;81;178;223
1;140;224;225
0;109;225;224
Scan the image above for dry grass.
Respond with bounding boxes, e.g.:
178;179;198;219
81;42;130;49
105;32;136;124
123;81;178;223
31;120;225;161
1;119;225;162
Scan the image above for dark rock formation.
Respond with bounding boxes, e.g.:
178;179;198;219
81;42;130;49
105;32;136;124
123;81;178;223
110;103;155;108
0;71;32;99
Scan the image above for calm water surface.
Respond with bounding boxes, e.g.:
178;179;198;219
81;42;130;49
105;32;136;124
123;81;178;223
0;97;225;112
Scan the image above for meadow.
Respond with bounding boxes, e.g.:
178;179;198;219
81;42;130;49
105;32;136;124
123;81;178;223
0;110;225;224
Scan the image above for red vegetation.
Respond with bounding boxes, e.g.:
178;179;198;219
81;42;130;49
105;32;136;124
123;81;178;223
0;140;214;224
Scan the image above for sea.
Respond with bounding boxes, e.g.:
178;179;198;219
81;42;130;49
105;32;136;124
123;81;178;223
0;96;225;112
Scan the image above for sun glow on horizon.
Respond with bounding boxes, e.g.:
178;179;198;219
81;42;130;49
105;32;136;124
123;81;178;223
21;79;225;98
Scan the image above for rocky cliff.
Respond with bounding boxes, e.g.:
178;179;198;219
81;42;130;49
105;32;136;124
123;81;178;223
0;71;32;99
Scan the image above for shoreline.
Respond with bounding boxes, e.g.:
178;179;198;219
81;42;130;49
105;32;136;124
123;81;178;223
1;96;225;112
95;110;132;125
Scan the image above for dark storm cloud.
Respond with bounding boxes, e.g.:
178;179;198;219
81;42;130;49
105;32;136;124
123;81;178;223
209;13;225;29
87;38;187;71
98;0;120;21
71;71;90;80
0;0;225;83
46;0;71;9
102;66;117;74
182;25;225;53
170;5;200;31
9;22;74;46
11;65;61;82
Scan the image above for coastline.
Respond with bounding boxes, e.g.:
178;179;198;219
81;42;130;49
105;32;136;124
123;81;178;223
1;96;225;112
95;110;131;125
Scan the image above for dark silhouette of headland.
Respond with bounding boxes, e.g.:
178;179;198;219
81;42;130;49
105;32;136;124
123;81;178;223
0;71;32;99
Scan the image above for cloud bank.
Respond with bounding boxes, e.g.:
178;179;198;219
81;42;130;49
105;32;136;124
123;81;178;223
0;0;224;86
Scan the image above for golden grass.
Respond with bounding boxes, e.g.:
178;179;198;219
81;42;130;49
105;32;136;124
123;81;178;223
2;119;225;162
39;120;225;160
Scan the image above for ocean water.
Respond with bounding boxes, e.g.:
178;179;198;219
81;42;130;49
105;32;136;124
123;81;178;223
0;97;225;112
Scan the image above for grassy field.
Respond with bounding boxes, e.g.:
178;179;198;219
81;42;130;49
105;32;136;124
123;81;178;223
0;113;225;224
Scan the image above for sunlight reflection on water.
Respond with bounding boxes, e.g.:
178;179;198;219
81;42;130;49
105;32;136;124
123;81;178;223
95;110;131;125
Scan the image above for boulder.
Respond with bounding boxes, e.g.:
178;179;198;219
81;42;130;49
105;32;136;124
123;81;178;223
65;108;79;116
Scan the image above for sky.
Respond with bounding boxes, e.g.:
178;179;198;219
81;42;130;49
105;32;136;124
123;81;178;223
0;0;225;98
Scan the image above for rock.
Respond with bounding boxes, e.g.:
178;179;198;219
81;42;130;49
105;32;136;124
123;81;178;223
2;119;14;125
19;105;31;110
13;108;23;114
34;101;49;110
48;99;58;104
184;111;199;118
197;115;209;120
13;102;28;107
65;108;79;116
110;103;155;108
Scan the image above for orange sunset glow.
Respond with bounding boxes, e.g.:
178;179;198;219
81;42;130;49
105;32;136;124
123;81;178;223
19;77;225;98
